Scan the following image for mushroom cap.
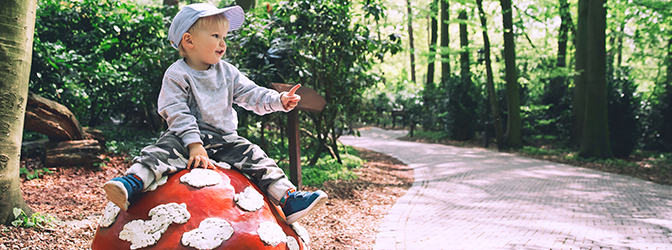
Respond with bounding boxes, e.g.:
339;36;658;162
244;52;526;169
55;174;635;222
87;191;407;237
91;168;306;250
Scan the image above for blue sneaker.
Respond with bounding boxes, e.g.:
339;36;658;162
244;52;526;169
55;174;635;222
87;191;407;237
102;175;143;211
282;190;328;224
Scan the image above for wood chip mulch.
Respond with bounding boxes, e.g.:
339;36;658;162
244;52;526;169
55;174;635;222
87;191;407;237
1;147;413;250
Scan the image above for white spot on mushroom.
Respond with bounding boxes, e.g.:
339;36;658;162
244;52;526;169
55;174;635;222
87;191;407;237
146;175;168;192
180;168;221;188
181;218;234;250
286;236;300;250
234;186;265;212
291;222;310;245
257;222;286;246
99;202;120;227
119;203;191;250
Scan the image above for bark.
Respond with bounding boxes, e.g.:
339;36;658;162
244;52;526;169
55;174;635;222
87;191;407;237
440;0;450;79
44;140;103;167
162;0;178;6
427;0;439;86
571;0;589;147
477;0;504;148
24;92;86;142
459;10;470;84
236;0;256;11
407;0;417;83
0;0;38;225
500;0;522;149
578;0;612;159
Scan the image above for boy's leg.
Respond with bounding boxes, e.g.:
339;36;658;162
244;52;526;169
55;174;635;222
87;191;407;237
206;133;293;205
126;131;189;189
206;133;327;224
103;131;189;210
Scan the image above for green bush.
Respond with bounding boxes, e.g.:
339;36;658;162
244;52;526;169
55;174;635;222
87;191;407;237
607;67;641;158
30;0;179;128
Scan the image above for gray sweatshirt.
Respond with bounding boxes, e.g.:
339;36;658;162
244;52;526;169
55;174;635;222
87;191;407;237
158;59;287;146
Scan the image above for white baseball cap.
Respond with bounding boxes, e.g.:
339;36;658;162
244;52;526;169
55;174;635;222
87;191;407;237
168;3;245;50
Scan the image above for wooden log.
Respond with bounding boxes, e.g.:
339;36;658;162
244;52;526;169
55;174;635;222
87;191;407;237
44;140;103;167
24;92;86;142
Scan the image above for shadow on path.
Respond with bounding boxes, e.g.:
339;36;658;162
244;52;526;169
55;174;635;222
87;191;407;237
340;127;672;250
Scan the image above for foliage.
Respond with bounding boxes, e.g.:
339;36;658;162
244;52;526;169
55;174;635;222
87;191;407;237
607;67;642;158
99;123;161;156
30;0;179;128
11;208;56;229
226;0;401;164
19;167;53;181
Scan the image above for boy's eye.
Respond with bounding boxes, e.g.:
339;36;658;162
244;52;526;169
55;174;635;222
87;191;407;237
212;34;219;38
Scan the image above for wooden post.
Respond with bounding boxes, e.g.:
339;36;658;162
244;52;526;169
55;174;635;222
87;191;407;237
287;109;301;189
271;83;326;190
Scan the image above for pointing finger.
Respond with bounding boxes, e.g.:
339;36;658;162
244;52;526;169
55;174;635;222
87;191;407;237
288;84;301;96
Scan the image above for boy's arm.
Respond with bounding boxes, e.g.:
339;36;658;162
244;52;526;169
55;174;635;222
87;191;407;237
230;67;287;115
158;75;202;146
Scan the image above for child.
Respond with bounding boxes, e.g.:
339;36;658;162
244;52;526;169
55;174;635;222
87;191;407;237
103;3;327;224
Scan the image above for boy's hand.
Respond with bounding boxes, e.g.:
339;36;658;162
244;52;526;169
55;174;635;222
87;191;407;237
281;84;302;110
187;143;215;169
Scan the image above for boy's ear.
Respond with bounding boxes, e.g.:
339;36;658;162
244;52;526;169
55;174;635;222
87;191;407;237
182;33;195;48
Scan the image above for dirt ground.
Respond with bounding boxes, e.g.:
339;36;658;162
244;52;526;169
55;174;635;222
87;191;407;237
0;147;413;250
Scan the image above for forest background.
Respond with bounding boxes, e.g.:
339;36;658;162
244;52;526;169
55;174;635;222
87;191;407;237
6;0;672;224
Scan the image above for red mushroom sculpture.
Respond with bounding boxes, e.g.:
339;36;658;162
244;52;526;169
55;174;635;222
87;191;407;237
91;164;309;250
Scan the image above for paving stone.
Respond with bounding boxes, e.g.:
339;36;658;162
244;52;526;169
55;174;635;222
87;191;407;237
340;127;672;250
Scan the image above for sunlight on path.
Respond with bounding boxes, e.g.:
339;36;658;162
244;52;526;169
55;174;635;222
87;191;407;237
340;127;672;250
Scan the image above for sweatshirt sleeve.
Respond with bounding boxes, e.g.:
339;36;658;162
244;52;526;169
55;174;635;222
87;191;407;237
158;74;202;146
230;66;287;115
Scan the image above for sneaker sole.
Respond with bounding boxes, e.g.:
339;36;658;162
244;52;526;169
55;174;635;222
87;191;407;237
285;192;328;224
103;181;130;211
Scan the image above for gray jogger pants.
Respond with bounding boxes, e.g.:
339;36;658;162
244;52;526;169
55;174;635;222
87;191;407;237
125;130;295;205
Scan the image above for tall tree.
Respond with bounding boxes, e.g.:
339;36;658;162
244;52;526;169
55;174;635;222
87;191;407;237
0;0;37;225
448;9;477;140
440;0;450;80
578;0;612;158
541;0;572;135
407;0;417;83
427;0;439;86
500;0;522;149
477;0;504;148
571;0;589;147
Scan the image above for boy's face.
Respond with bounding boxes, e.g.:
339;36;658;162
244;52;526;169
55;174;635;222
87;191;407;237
184;21;229;70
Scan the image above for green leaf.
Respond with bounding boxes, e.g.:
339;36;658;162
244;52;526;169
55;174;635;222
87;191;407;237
13;208;23;219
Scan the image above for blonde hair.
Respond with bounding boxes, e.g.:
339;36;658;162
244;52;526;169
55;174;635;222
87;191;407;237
178;14;230;57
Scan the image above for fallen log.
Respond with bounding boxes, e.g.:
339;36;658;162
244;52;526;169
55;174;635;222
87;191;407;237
44;140;103;167
24;91;87;142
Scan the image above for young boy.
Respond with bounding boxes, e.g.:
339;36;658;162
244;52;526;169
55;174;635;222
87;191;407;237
103;3;327;224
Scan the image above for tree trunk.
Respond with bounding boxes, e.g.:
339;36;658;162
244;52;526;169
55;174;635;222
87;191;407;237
427;0;438;86
236;0;256;11
0;0;38;225
578;0;612;159
440;0;450;80
163;0;178;6
477;0;504;149
500;0;522;149
459;10;470;84
407;0;417;83
571;0;589;147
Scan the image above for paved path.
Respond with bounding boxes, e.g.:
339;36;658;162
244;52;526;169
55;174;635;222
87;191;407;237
339;127;672;250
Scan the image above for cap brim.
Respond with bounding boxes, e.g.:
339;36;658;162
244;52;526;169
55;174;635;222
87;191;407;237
201;5;245;31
